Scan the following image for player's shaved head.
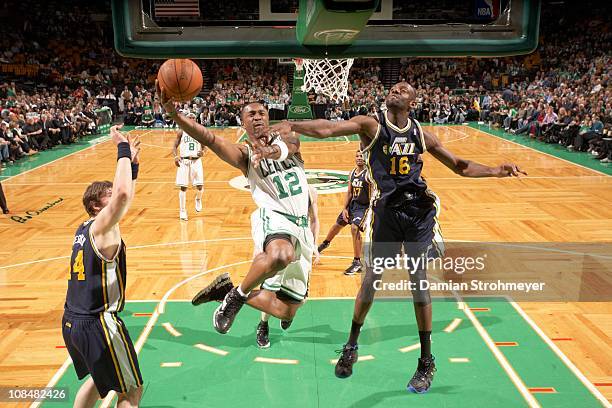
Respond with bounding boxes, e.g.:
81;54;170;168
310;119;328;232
386;81;416;110
241;102;270;142
241;103;266;119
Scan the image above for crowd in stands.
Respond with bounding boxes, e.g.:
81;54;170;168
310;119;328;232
0;0;610;167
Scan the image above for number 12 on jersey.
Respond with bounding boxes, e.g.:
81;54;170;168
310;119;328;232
272;171;303;199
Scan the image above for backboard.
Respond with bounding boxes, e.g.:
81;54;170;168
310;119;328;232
112;0;540;59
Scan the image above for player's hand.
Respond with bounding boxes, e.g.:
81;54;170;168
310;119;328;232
129;134;141;164
313;249;320;266
341;208;349;223
111;124;128;145
174;156;181;167
155;79;178;117
246;139;280;169
270;121;292;138
496;163;527;177
198;150;203;157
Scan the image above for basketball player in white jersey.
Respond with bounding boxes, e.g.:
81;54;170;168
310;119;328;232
157;81;318;335
172;112;205;220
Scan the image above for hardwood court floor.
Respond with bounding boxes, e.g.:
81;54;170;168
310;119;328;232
0;125;610;405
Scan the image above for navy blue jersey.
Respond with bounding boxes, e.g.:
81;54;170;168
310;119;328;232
65;220;127;316
350;168;370;206
363;111;428;206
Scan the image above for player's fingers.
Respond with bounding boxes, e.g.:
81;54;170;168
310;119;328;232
517;166;528;176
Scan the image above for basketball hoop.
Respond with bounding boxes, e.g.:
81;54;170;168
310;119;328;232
297;58;354;101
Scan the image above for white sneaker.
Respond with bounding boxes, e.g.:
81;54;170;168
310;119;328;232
601;157;611;163
195;198;202;212
180;210;188;221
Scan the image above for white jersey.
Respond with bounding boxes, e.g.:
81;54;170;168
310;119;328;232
179;131;202;158
246;144;309;218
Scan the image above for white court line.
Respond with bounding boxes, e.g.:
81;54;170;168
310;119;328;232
5;129;152;183
462;304;541;407
449;357;470;363
444;318;462;333
399;343;420;353
195;343;228;356
158;260;251;314
472;126;609;176
29;358;73;408
510;301;611;407
162;322;182;337
0;237;252;270
6;237;609;271
442;126;472;143
160;362;182;368
255;357;299;365
330;355;374;364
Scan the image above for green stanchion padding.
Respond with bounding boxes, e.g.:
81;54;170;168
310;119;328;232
288;67;313;120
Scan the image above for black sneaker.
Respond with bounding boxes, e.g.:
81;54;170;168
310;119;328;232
191;273;233;305
344;259;362;276
280;319;293;330
213;287;246;334
256;321;270;348
407;355;436;394
318;241;330;253
335;343;358;378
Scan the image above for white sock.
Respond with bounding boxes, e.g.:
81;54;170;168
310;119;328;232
261;312;269;322
237;285;250;298
196;188;203;201
179;190;186;212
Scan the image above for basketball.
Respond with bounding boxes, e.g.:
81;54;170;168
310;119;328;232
157;59;203;102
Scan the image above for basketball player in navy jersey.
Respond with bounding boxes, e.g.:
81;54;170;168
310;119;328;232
318;149;370;275
271;82;526;393
63;125;143;407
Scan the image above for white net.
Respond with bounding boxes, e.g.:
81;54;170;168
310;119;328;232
298;58;354;101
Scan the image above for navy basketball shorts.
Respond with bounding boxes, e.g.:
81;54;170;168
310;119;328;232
62;312;143;397
362;192;445;302
335;201;369;231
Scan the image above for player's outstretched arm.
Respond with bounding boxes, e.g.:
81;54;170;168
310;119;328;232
172;129;182;167
272;116;378;147
92;125;135;239
424;130;527;178
157;81;248;173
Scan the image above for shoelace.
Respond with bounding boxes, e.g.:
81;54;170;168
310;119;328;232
335;346;356;364
222;291;244;315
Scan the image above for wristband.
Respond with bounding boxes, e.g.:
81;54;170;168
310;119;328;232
271;139;289;161
117;142;131;161
131;163;139;180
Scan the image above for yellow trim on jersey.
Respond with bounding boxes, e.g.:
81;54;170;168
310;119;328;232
111;314;142;387
88;224;120;263
414;119;427;153
361;123;381;153
101;260;108;311
99;313;127;393
115;262;125;311
384;110;412;133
